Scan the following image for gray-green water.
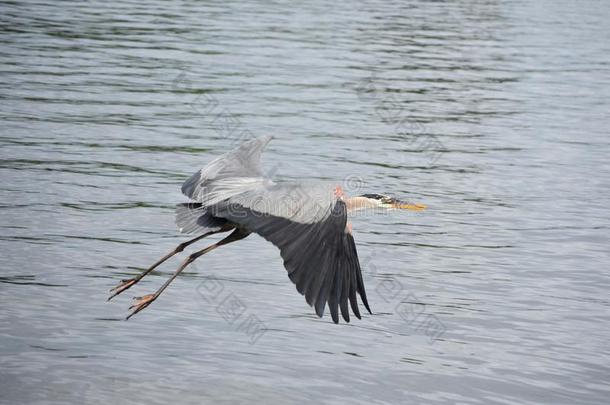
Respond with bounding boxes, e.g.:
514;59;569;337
1;1;609;404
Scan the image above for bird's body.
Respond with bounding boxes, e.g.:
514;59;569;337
109;136;425;323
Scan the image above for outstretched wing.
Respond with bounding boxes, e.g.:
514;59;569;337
181;135;273;202
211;183;371;323
177;135;272;234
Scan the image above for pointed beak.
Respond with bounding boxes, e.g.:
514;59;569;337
393;201;427;211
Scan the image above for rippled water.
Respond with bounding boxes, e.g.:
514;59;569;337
2;1;610;404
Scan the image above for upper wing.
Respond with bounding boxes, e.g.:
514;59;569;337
211;183;371;323
181;135;272;201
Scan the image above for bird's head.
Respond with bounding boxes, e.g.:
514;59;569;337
358;193;427;211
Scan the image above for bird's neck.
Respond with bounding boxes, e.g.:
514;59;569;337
344;196;380;213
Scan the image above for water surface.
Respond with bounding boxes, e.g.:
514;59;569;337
1;1;610;404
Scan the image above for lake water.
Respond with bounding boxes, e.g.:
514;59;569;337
1;1;609;404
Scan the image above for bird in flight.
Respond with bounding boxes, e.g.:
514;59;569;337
109;136;426;323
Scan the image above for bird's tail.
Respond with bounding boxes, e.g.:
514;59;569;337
175;203;228;234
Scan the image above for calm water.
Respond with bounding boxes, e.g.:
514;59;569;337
1;1;609;404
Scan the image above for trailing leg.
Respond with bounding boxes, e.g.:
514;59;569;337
126;228;250;319
108;228;231;301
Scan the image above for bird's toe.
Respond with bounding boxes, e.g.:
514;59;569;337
126;294;156;319
108;278;137;301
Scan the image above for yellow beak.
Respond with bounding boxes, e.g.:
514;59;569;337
394;202;427;211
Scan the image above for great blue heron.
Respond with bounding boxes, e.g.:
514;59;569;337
109;136;426;323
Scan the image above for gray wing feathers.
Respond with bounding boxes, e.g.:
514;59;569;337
176;135;371;323
175;203;228;234
212;199;371;323
182;136;272;201
224;182;335;224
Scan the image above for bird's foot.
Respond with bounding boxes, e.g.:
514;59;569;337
126;294;156;320
108;278;137;301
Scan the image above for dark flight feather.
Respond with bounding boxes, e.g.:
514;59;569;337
213;199;371;323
